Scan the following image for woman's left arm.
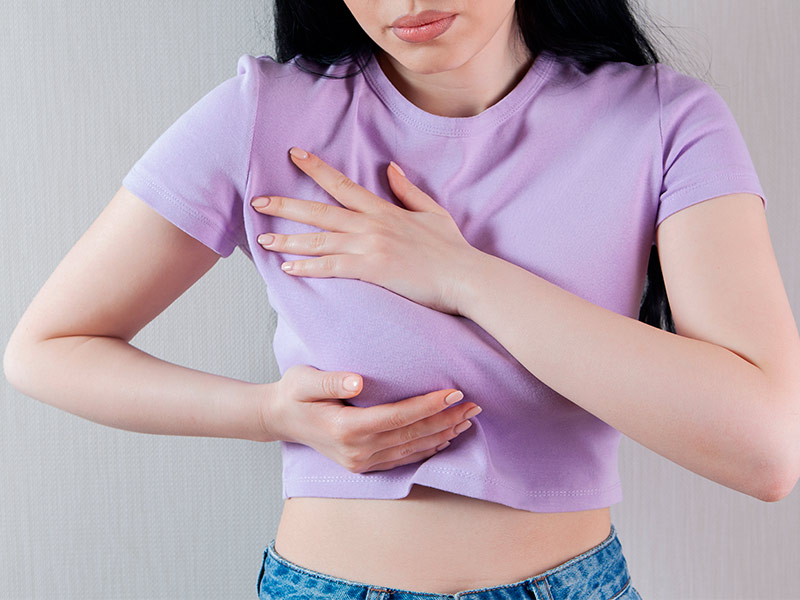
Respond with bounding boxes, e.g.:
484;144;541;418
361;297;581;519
456;191;800;502
254;148;800;502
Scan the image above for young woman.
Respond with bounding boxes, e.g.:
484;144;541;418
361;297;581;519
5;1;799;599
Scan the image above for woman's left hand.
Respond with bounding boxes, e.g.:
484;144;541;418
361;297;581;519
250;147;481;316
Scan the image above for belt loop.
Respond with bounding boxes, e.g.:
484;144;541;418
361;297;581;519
366;587;391;600
527;576;554;600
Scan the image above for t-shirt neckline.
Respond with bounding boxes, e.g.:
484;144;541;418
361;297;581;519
362;49;555;137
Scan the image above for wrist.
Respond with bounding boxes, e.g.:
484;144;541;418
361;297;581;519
252;380;285;443
455;247;496;319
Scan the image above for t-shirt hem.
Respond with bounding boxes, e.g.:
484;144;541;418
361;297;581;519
656;171;767;229
282;473;623;513
122;165;239;257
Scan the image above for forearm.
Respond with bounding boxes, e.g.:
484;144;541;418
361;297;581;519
4;335;280;443
458;250;793;501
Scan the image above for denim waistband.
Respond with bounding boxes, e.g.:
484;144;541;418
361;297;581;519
258;524;634;600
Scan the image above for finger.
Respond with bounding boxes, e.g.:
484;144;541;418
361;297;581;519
366;413;477;469
258;230;358;256
287;364;362;401
363;447;440;473
355;389;465;434
279;253;361;279
363;439;455;473
375;402;481;451
253;194;366;233
386;161;449;215
288;147;387;214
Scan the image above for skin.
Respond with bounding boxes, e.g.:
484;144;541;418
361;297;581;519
343;0;534;118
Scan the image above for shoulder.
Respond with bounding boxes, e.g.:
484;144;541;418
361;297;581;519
652;61;719;101
546;55;719;104
232;53;301;91
234;53;361;109
235;53;359;88
650;63;735;133
236;53;300;79
545;55;659;99
538;55;660;129
552;57;708;95
544;55;731;132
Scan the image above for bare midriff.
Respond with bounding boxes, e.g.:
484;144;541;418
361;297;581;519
273;483;612;595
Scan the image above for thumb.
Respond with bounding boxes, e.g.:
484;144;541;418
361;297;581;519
299;365;362;401
387;161;448;215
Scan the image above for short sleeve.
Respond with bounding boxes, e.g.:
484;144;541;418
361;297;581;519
655;63;767;230
121;54;260;257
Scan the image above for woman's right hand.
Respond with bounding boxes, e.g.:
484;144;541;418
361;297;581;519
268;364;482;474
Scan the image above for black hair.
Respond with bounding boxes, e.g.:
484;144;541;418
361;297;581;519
271;0;676;334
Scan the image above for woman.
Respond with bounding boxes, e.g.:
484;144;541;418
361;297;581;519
5;0;799;599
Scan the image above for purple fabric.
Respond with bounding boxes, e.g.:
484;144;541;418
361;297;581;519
122;51;766;512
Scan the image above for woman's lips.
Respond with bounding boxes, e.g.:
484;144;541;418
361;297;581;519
391;14;456;43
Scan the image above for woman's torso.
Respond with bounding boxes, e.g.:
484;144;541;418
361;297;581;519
274;483;611;595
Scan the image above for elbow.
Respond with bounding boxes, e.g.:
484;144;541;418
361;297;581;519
748;383;800;503
755;469;797;503
3;337;25;390
3;333;37;392
751;427;800;503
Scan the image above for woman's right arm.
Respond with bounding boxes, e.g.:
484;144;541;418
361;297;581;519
3;186;479;465
3;186;275;442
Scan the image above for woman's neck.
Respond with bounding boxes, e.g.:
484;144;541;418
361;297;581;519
375;29;534;118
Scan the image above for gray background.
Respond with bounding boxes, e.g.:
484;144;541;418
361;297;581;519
1;1;798;598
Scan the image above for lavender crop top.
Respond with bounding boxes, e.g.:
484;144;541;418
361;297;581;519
122;50;766;512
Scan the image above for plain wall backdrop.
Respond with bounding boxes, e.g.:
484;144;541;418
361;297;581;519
1;1;798;598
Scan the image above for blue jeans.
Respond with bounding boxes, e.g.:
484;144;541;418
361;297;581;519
256;524;642;599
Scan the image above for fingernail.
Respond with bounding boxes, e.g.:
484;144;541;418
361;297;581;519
251;196;271;208
258;234;275;246
454;420;473;434
463;406;482;419
389;161;406;177
444;390;464;405
435;441;450;451
344;376;360;391
289;147;309;160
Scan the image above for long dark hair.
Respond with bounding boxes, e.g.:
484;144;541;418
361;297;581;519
271;0;676;334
